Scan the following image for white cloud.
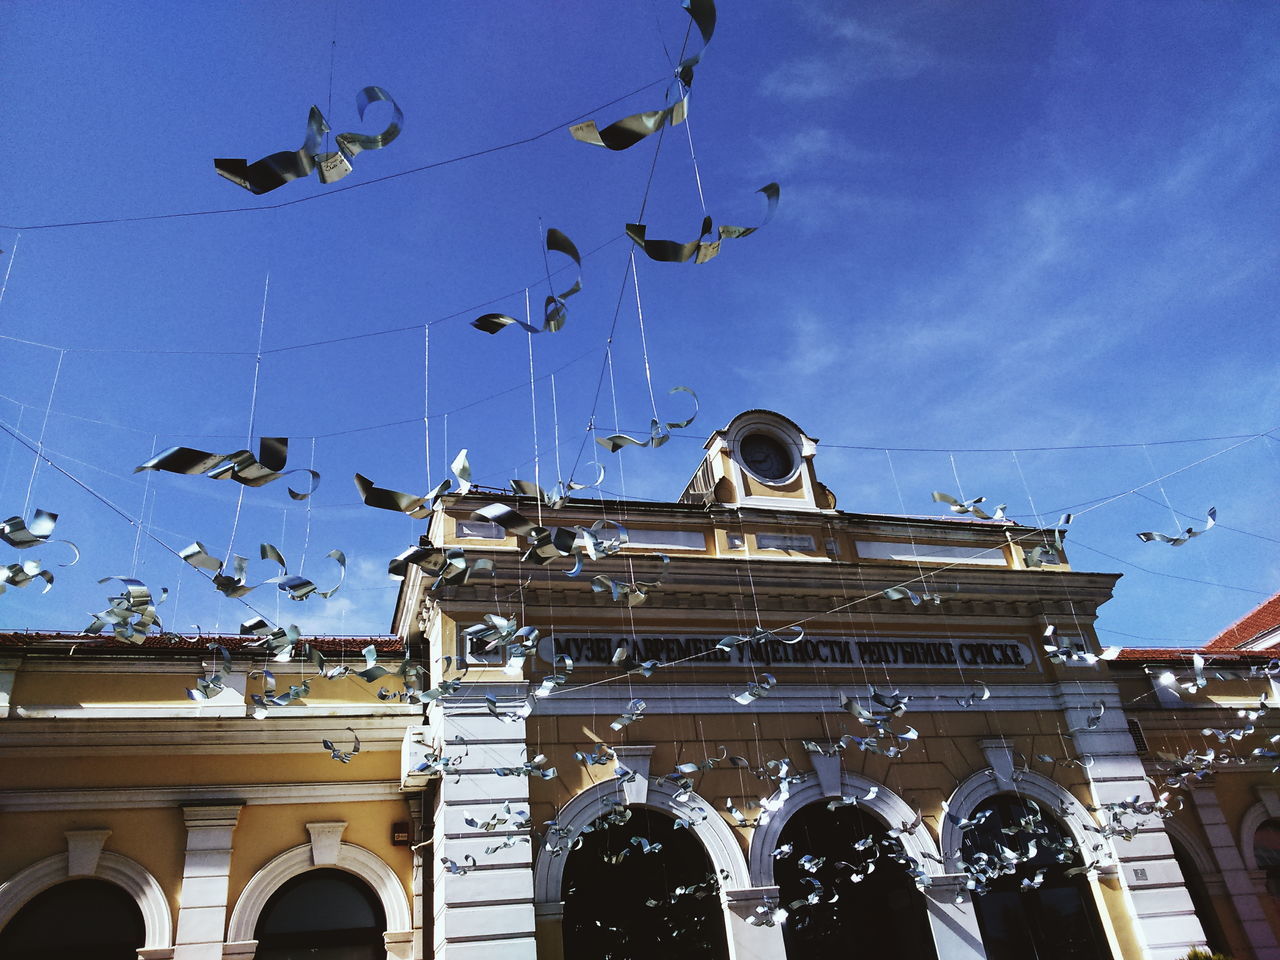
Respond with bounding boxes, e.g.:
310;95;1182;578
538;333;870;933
284;557;398;637
761;9;937;101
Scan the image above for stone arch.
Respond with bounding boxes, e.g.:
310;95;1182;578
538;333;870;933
0;851;172;949
941;768;1112;865
748;771;944;886
1241;801;1272;872
533;776;749;905
1165;817;1219;879
226;842;411;944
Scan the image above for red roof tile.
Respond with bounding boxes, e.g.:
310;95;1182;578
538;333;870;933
1112;647;1279;663
1205;592;1280;651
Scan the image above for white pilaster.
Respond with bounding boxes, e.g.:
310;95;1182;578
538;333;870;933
0;655;20;718
1192;787;1280;960
723;886;787;959
175;802;243;960
1063;683;1209;960
408;793;427;960
433;691;536;960
925;877;988;960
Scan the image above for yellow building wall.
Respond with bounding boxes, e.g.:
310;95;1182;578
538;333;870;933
0;806;187;923
227;799;414;911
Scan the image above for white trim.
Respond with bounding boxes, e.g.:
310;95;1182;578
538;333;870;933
0;780;403;812
941;768;1113;866
1241;801;1272;872
727;419;804;487
532;777;750;905
501;681;1062;716
748;772;944;885
0;850;173;948
14;703;419;720
226;841;411;943
0;716;412;756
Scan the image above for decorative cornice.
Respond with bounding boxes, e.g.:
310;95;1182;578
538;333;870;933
0;715;417;755
0;780;404;812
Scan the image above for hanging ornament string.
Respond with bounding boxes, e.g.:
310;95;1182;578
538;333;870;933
224;274;271;570
21;349;65;516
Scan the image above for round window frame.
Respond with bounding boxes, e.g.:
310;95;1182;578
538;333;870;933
732;424;801;486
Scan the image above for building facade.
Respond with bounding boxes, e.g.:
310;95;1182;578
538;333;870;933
1;409;1278;960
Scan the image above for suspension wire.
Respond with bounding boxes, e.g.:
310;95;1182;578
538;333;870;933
551;374;564;485
423;324;432;487
22;349;65;515
0;234;19;313
526;290;543;529
130;435;158;576
0;80;670;232
225;275;270;567
629;249;660;420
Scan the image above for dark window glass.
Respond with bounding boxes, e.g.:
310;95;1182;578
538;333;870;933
254;868;386;960
775;802;938;960
963;795;1112;960
1255;819;1280;901
0;878;145;960
563;806;730;960
1169;838;1230;957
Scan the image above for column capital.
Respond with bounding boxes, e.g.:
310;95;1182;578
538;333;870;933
181;802;244;830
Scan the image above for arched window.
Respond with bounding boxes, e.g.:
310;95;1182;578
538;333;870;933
0;877;145;960
1169;835;1229;956
773;802;938;960
562;805;730;960
963;794;1111;960
253;867;387;960
1255;819;1280;901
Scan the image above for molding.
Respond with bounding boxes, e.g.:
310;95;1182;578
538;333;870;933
805;746;841;799
0;780;404;812
1259;785;1280;819
942;768;1112;866
533;777;749;904
979;738;1016;788
0;850;173;948
1240;801;1270;872
183;802;243;830
748;772;943;886
13;703;419;721
65;829;112;876
226;841;411;943
444;680;1124;718
306;822;348;866
612;746;655;806
0;715;414;757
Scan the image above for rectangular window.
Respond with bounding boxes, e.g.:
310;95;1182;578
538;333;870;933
455;520;504;539
756;533;816;551
855;540;1007;566
625;528;706;550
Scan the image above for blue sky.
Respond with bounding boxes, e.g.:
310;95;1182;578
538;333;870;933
0;0;1276;645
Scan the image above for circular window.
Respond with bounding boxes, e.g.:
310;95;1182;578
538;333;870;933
739;433;794;481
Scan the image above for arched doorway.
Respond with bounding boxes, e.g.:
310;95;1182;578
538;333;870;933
0;877;145;960
253;867;387;960
773;801;938;959
1169;835;1230;956
562;805;730;960
963;794;1111;960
